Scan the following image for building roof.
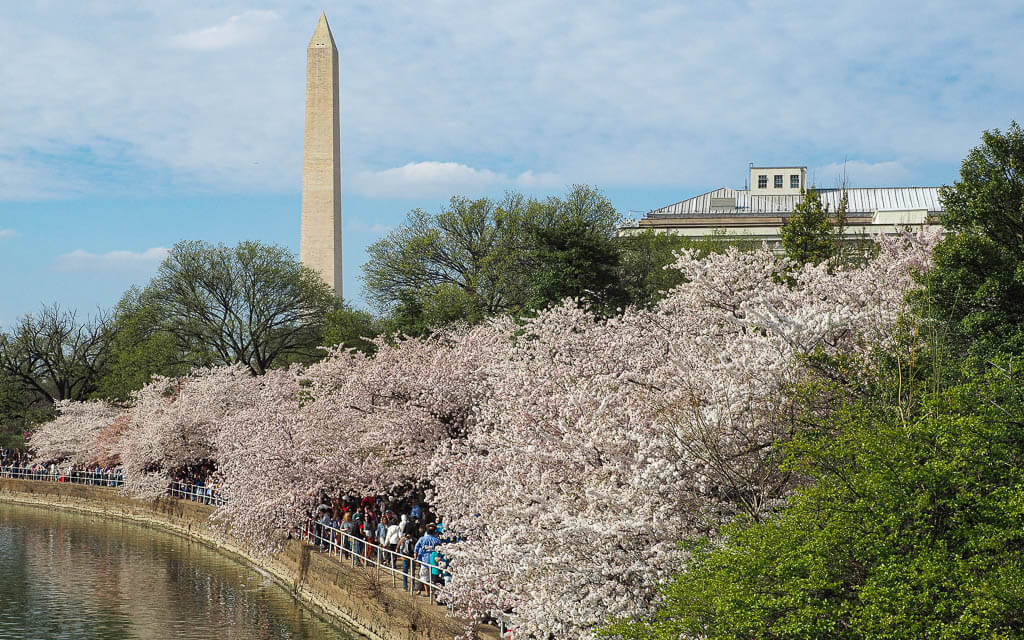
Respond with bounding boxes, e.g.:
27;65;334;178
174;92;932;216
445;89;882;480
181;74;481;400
645;186;943;220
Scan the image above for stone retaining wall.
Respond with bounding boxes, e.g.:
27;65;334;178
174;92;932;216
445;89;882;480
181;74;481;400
0;479;492;640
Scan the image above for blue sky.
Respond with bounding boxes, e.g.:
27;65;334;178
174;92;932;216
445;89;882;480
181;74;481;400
1;1;1023;328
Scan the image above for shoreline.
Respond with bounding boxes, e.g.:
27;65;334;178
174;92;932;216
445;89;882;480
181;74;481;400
0;478;484;640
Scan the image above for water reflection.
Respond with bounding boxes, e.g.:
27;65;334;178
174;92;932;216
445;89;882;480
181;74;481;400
0;502;355;640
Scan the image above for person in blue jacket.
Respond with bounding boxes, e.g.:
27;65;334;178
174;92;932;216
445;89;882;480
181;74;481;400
413;524;440;596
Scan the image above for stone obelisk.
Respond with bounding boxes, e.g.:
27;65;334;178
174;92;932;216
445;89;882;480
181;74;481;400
300;13;342;298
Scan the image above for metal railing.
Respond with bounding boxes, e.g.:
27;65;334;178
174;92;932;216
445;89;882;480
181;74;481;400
0;466;220;506
2;466;443;603
304;517;450;605
2;462;508;632
167;481;228;506
0;464;124;486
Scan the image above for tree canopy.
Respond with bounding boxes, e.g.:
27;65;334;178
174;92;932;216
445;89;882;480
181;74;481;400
363;193;530;329
321;305;380;355
0;304;111;404
0;304;110;448
93;287;187;403
362;185;623;332
0;373;55;449
916;121;1024;358
780;188;837;268
135;240;338;375
524;185;625;313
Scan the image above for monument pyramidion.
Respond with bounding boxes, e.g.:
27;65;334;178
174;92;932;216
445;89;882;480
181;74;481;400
300;12;342;298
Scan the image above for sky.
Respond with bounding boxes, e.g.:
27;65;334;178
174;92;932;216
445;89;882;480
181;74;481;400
1;0;1023;328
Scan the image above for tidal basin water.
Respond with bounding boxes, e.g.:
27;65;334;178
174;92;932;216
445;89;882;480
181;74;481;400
0;501;356;640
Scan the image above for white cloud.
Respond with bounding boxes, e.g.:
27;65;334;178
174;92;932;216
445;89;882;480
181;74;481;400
346;219;393;234
354;161;566;197
169;10;279;51
0;154;91;200
0;229;16;238
355;161;504;197
55;247;169;272
515;170;564;190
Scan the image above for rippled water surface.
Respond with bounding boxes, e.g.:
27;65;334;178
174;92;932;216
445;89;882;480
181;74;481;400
0;501;356;640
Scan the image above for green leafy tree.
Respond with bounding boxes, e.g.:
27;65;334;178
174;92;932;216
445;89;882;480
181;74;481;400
136;240;337;375
363;185;622;331
321;305;380;355
526;186;624;313
94;287;188;403
528;218;625;313
780;188;836;267
0;374;55;449
605;349;1024;640
362;194;525;332
916;121;1024;358
0;304;107;447
616;231;689;307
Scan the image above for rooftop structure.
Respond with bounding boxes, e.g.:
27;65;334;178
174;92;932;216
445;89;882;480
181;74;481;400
749;166;807;196
622;165;944;244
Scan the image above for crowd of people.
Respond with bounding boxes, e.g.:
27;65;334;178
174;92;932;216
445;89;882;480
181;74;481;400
161;466;455;601
308;491;453;599
0;447;30;469
164;468;455;601
0;448;123;485
167;462;225;505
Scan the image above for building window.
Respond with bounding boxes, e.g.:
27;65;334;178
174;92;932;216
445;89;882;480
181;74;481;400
774;174;783;188
790;174;800;189
758;174;767;189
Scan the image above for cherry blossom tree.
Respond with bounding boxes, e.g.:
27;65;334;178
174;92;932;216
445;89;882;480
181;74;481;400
212;321;514;549
28;399;122;466
119;364;255;497
302;320;514;489
91;411;132;468
429;233;937;638
210;364;316;548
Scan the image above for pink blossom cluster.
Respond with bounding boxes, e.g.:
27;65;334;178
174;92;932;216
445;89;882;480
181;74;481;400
430;233;935;636
213;321;514;548
118;364;257;498
24;233;936;639
28;399;123;467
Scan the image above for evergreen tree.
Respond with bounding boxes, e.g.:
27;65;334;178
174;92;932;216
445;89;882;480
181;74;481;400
780;188;835;267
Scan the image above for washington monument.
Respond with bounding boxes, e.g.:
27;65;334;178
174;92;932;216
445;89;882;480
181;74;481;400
300;13;342;297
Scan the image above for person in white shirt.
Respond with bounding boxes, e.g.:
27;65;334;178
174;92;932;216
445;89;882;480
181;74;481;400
384;516;403;566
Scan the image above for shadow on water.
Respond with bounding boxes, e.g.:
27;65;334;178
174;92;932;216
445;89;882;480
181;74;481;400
0;502;357;640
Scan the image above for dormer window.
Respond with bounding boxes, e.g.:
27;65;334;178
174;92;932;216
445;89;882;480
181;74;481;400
790;174;800;189
758;175;767;189
774;175;783;188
